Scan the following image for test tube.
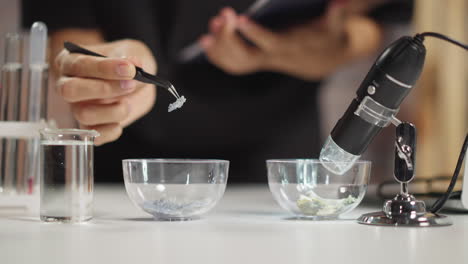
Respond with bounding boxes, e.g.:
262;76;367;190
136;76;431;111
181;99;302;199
0;33;23;194
28;21;48;121
24;22;48;194
39;129;99;223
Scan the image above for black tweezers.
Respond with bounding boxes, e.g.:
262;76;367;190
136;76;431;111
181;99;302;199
64;41;180;99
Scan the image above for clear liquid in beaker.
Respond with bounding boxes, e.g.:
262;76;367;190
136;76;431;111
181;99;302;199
40;140;93;222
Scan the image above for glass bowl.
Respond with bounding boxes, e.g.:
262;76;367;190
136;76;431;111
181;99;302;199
122;159;229;221
267;159;371;220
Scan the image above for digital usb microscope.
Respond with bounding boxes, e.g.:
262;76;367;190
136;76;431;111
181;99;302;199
319;32;468;227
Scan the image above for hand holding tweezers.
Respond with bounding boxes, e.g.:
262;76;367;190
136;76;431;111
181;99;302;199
63;41;180;99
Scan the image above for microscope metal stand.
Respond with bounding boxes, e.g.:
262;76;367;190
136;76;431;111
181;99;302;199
357;122;452;227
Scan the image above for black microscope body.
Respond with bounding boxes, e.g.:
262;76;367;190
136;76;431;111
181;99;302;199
331;36;426;156
329;35;454;227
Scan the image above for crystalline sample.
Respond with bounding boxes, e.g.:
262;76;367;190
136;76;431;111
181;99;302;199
168;96;187;112
142;198;209;216
296;194;357;216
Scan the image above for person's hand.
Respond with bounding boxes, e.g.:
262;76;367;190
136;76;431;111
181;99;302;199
54;39;157;145
199;2;382;80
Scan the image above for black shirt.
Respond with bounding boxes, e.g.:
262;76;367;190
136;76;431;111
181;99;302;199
22;0;412;183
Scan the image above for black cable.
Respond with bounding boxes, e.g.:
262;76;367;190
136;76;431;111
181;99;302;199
376;177;460;200
413;32;468;213
449;191;462;200
430;133;468;213
415;32;468;50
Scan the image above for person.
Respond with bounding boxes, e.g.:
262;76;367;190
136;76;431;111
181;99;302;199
22;0;394;183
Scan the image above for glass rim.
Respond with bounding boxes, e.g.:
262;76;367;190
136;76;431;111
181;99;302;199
266;159;371;165
39;128;100;137
122;158;229;164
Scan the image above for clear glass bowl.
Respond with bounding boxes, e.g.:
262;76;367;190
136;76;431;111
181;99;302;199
122;159;229;221
267;159;371;220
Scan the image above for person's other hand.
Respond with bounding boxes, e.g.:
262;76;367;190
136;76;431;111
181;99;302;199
199;2;382;80
55;39;157;145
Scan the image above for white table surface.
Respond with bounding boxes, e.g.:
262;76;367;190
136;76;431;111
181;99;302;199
1;184;467;264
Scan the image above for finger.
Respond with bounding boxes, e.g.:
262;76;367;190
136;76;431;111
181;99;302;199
209;16;225;35
57;77;138;103
120;84;156;127
88;96;125;105
199;35;215;50
326;0;348;43
86;93;134;105
79;79;151;105
72;100;130;126
81;123;123;146
237;15;280;51
123;55;143;68
87;82;156;126
201;8;263;73
217;7;242;42
56;50;136;80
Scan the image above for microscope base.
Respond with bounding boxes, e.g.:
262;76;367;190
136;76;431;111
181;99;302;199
357;211;452;227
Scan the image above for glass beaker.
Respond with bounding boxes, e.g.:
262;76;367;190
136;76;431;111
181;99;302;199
39;128;99;223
